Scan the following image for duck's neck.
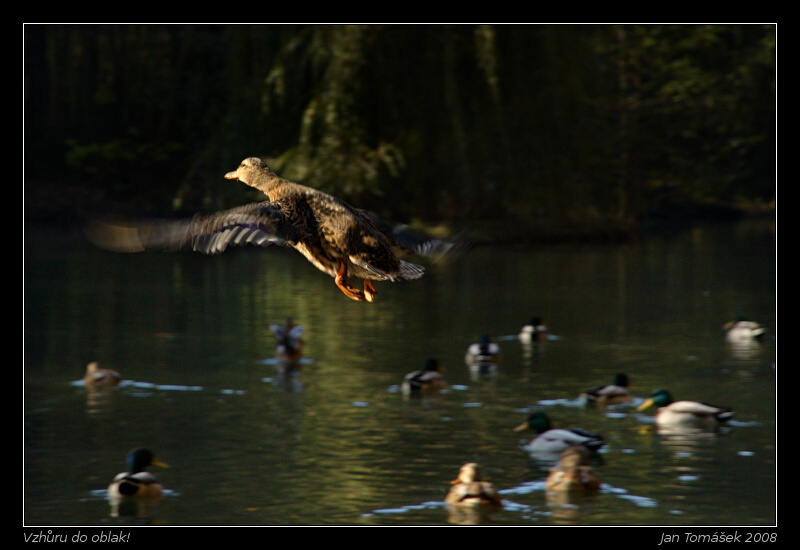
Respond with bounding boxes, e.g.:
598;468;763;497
247;169;286;199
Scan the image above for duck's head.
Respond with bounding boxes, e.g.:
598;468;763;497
529;317;542;327
612;373;631;387
725;315;760;329
724;316;743;329
636;389;674;411
451;462;483;484
559;445;593;467
224;157;277;187
421;358;441;372
125;448;168;474
513;411;552;434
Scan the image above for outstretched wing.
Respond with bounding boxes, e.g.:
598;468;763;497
391;224;455;258
84;202;306;255
354;209;456;259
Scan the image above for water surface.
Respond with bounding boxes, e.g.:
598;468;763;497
23;219;777;526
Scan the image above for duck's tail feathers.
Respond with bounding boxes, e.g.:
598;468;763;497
399;260;425;280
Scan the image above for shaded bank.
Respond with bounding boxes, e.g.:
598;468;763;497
24;179;775;248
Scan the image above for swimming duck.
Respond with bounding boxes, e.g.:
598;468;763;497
445;463;503;508
269;317;305;364
108;448;168;500
519;317;548;344
85;157;452;302
83;362;121;387
636;389;733;429
545;445;601;493
465;335;501;365
514;412;605;456
581;373;633;407
402;358;447;396
724;318;767;343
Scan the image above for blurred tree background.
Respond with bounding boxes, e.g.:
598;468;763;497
23;24;776;242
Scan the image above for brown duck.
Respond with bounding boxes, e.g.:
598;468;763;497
86;157;451;302
83;361;121;387
445;463;503;508
545;445;601;493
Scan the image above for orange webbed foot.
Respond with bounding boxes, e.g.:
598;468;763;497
335;260;368;302
364;280;377;302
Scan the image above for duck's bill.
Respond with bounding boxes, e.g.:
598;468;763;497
636;398;655;411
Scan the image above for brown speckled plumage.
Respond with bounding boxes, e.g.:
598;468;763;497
545;446;601;493
445;463;502;508
85;157;451;302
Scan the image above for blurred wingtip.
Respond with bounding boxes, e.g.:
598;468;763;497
82;217;151;253
391;224;473;264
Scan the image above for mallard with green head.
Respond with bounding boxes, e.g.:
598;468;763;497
85;157;452;302
514;412;605;456
445;463;503;508
108;448;168;500
545;445;601;493
402;358;447;396
581;373;633;407
636;389;733;429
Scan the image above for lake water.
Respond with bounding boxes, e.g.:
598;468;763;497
23;218;777;526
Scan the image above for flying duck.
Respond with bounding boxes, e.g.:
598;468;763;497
85;157;452;302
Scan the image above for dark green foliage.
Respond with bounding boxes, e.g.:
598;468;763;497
24;24;775;237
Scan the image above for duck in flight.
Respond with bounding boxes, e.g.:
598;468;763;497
85;157;453;302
